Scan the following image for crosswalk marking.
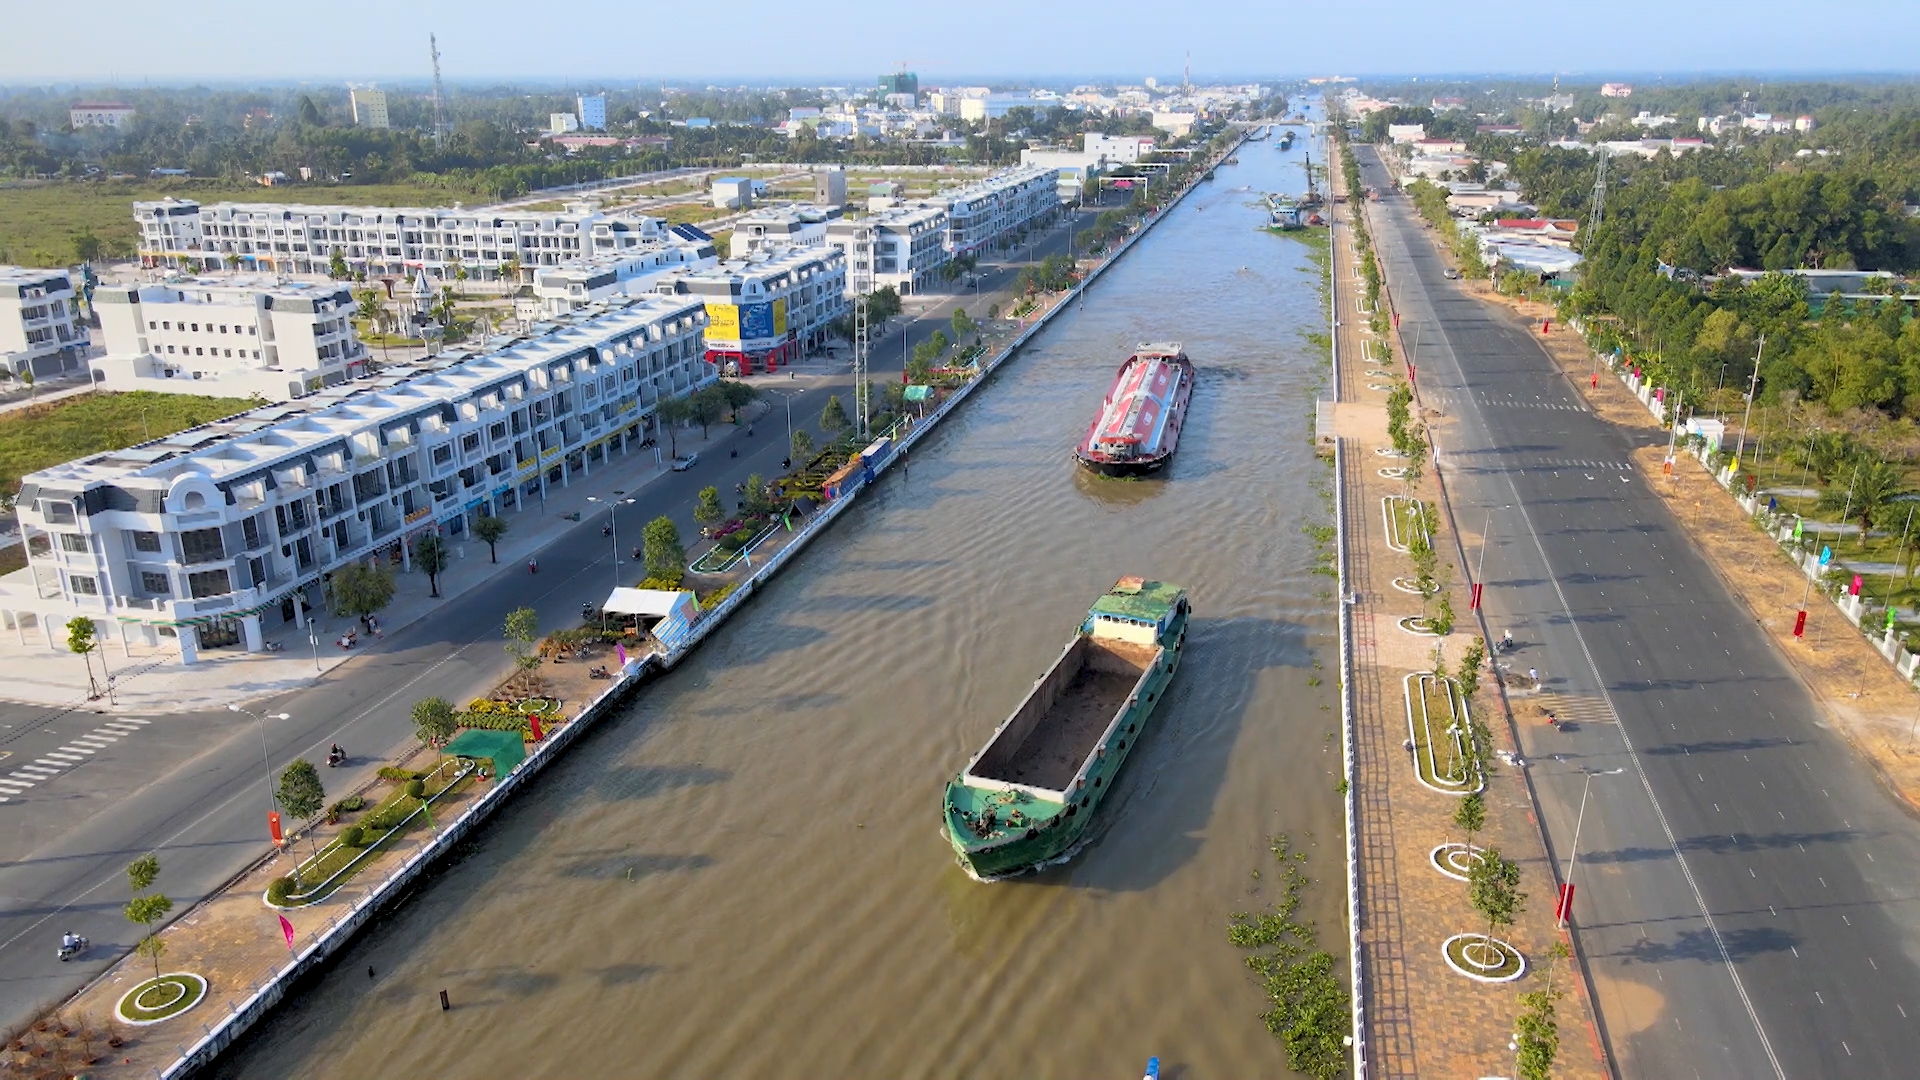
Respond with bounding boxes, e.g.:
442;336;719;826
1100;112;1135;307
1482;399;1584;411
15;767;57;778
114;718;150;726
3;717;157;806
0;779;32;790
58;746;96;755
44;752;83;762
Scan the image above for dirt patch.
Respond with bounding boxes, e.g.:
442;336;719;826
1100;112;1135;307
1632;445;1920;813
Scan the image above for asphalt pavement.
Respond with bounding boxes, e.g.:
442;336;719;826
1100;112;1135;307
0;203;1097;1030
1354;144;1920;1079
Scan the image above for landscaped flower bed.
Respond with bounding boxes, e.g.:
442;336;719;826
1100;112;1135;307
116;973;207;1025
458;696;563;733
1403;672;1482;796
265;757;475;909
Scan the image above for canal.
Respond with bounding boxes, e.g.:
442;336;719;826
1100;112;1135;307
215;137;1343;1079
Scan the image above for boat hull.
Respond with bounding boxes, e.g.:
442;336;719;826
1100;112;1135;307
1075;451;1172;477
946;611;1187;879
1074;349;1195;477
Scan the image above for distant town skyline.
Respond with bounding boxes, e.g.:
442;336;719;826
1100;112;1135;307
6;0;1919;84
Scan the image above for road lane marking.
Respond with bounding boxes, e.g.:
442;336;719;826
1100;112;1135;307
56;746;95;755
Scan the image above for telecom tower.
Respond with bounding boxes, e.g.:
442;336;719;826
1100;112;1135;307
851;241;872;439
429;34;448;149
1183;52;1190;91
1589;147;1609;232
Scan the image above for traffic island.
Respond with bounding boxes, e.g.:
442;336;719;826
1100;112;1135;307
1402;672;1482;795
115;973;207;1026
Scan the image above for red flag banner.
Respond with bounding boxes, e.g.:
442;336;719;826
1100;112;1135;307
279;914;296;951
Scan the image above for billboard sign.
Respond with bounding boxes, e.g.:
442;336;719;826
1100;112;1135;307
704;302;740;344
740;301;776;341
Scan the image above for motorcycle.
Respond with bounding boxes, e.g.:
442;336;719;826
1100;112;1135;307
589;666;613;680
327;744;346;768
58;935;88;962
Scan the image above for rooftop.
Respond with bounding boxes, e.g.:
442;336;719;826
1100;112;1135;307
1089;578;1185;622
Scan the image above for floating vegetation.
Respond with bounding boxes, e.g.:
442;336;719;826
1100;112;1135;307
1228;835;1350;1079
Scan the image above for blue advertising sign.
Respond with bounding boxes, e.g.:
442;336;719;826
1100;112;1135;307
739;302;776;340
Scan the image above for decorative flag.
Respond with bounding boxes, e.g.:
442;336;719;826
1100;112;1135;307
1819;545;1832;567
1851;575;1863;596
528;714;545;741
1768;496;1778;513
279;915;296;951
1793;517;1803;540
1889;608;1900;632
615;643;628;667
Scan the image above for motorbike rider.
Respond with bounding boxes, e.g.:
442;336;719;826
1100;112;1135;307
61;931;80;953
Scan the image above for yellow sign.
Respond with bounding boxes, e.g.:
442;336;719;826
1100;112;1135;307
773;297;788;336
704;302;740;344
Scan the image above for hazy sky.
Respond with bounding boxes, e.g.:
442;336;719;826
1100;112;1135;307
8;0;1919;83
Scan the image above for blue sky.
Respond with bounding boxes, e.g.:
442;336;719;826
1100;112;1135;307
7;0;1919;83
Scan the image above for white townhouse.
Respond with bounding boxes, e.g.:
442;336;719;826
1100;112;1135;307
657;245;847;375
932;165;1060;258
3;296;710;663
0;267;90;379
825;203;952;296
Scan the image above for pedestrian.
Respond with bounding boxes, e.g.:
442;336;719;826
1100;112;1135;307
1528;667;1539;686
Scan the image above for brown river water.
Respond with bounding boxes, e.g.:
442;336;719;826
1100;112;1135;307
215;145;1343;1080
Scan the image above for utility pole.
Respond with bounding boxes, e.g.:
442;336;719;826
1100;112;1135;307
1589;147;1609;232
1733;335;1765;466
851;241;871;440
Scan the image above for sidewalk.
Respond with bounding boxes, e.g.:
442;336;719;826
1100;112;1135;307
0;422;742;715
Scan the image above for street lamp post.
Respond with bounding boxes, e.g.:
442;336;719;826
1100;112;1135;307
228;703;293;844
764;387;799;464
1559;767;1625;927
1471;504;1510;611
585;493;636;620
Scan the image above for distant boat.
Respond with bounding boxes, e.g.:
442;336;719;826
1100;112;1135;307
1279;130;1295;150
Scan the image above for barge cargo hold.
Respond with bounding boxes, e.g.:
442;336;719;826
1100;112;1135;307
943;578;1189;879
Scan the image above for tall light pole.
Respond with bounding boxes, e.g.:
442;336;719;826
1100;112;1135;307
229;703;292;843
1471;504;1510;611
1733;335;1765;467
764;387;800;463
1559;767;1625;927
585;492;635;616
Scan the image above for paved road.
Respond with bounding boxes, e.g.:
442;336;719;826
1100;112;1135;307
0;204;1098;1029
1353;144;1920;1078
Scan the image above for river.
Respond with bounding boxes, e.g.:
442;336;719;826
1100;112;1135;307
214;135;1343;1080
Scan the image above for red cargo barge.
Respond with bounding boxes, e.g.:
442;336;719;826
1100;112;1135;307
1073;343;1195;477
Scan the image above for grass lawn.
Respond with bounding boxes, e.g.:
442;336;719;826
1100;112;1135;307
0;178;494;266
660;202;728;228
0;390;259;493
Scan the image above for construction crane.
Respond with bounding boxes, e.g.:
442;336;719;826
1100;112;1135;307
429;34;448;149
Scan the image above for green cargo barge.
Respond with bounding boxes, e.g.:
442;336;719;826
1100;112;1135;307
944;578;1189;879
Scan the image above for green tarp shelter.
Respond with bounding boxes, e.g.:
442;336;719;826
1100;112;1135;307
903;385;933;402
445;729;526;778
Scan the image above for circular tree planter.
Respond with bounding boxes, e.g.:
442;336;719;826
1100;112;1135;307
1378;467;1407;479
1398;616;1441;637
116;972;208;1026
1365;369;1393;378
1442;934;1526;983
1389;576;1423;594
1429;843;1485;881
1367;382;1395;392
1376;447;1409;458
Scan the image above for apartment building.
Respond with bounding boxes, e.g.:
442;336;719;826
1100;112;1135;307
658;245;847;375
4;296;711;663
1083;133;1156;163
577;94;607;131
0;267;90;380
92;277;369;400
729;204;842;258
933;165;1060;257
70;103;135;130
531;242;718;316
825;203;951;296
134;198;671;283
349;89;389;129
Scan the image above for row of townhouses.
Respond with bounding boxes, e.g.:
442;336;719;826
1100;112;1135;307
134;198;672;282
3;295;712;663
0;267;91;379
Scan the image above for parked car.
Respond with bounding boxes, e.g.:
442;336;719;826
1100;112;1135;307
1442;267;1460;280
672;453;699;472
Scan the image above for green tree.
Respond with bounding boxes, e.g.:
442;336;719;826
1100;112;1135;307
124;853;172;979
656;394;692;457
411;532;451;597
1466;847;1524;953
688;385;727;438
986;303;1001;321
950;306;975;339
65;615;100;699
791;428;814;461
504;606;541;685
1515;984;1562;1080
277;758;327;872
694;485;726;531
717;379;759;421
328;249;349;280
70;228;102;265
472;514;509;563
743;473;771;518
1452;791;1486;855
863;285;902;323
411;696;458;749
819;394;849;438
642;516;685;581
329;562;395;619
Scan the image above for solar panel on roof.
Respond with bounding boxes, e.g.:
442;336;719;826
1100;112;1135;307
670;224;713;243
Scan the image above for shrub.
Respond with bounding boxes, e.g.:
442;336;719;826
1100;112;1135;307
267;876;295;905
403;779;426;799
341;825;366;848
637;573;683;591
700;583;738;611
377;767;422;782
329;795;366;816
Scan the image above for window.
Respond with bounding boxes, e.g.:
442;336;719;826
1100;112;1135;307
68;575;98;596
131;531;162;552
180;528;225;564
431;444;454;467
140;571;171;594
187;568;232;599
57;532;89;553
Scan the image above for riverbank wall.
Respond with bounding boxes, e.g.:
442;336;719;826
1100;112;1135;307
137;132;1244;1080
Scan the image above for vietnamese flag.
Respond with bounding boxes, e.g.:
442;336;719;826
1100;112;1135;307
279;915;296;951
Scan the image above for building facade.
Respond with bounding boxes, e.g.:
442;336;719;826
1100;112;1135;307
349;89;389;129
70;103;135;130
729;205;841;258
0;267;90;379
133;198;671;282
825;204;951;296
1083;133;1156;163
934;165;1059;257
531;243;718;316
5;296;711;663
92;278;369;400
577;94;607;131
659;246;847;375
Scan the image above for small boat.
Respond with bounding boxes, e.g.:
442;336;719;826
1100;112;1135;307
1074;343;1195;476
943;578;1190;879
1280;130;1295;150
1145;1058;1162;1080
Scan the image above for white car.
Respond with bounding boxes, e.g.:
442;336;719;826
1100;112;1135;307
1442;267;1460;280
672;454;698;472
